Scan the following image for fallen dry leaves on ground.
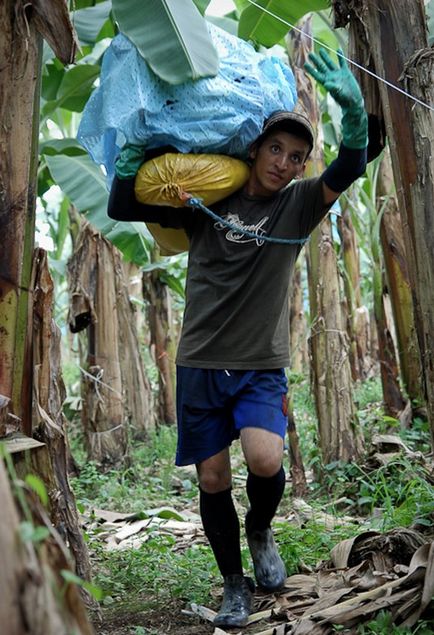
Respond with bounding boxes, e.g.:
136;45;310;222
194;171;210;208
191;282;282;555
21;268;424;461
194;528;433;634
86;502;433;634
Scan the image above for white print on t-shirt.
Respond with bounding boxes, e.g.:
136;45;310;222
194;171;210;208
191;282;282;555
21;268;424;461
214;213;269;246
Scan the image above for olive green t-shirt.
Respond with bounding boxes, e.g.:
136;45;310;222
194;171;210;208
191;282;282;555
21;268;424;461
176;176;329;370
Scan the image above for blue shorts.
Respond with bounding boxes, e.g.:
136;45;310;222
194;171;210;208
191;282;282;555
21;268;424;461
175;367;288;466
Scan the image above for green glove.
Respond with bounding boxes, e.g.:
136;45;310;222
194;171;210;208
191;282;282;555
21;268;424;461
304;48;368;149
115;143;146;179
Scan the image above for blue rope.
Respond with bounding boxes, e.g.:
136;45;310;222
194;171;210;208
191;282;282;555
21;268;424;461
187;197;309;246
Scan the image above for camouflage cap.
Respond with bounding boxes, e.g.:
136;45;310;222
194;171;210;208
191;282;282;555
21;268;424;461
258;110;315;152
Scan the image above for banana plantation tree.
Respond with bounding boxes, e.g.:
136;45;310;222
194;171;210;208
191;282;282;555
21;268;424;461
288;19;364;463
68;222;142;465
341;0;434;443
289;260;309;373
0;0;94;621
0;454;94;635
142;247;178;426
370;165;408;419
344;159;409;419
337;193;373;381
377;150;424;408
0;0;74;429
46;148;177;438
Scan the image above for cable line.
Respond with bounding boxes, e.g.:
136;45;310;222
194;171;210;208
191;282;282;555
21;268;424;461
245;0;434;113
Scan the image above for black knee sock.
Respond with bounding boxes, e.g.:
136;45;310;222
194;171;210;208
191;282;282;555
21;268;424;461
245;466;286;533
199;487;243;578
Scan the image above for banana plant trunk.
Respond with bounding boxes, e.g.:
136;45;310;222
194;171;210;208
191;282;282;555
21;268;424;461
337;198;373;381
0;1;40;433
25;248;92;584
288;18;363;464
377;150;424;407
0;455;94;635
342;0;434;444
142;247;177;425
68;222;154;464
0;0;93;625
372;260;407;418
287;395;308;498
289;259;308;373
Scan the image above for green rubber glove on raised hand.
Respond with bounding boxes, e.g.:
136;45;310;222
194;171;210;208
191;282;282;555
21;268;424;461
304;48;368;149
115;143;146;179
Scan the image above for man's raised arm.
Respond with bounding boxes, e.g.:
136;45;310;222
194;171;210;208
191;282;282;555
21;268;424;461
305;48;368;205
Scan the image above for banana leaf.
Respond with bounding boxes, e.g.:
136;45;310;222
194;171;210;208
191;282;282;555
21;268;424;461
45;154;151;265
238;0;330;48
71;1;112;44
112;0;219;84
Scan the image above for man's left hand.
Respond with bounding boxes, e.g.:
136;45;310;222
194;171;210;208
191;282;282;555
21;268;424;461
304;48;364;112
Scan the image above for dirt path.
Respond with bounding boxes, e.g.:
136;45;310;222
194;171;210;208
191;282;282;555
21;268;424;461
93;602;214;634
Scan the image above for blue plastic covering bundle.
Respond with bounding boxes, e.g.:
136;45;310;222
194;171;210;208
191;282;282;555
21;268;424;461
78;23;297;182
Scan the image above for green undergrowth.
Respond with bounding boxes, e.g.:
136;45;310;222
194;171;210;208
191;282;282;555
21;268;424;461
93;536;218;610
275;518;360;575
70;424;196;513
290;375;433;530
355;610;434;635
68;376;434;631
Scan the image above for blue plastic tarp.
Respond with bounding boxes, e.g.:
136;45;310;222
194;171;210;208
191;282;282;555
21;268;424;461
78;23;297;182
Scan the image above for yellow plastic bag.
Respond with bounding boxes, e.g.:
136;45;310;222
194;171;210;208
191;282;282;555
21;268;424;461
135;153;250;255
134;153;250;207
145;223;190;256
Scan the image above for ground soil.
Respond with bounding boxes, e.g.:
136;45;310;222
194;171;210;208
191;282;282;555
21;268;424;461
92;597;276;634
93;600;215;635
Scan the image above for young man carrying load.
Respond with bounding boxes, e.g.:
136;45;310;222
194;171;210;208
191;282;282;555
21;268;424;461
109;49;369;628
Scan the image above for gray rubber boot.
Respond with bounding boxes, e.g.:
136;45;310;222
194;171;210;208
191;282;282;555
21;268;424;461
213;574;255;629
247;527;287;592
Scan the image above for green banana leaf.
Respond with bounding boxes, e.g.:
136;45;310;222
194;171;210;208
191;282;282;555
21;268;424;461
233;0;250;12
41;62;64;101
40;138;87;156
238;0;330;47
72;1;112;44
428;0;434;46
206;15;239;36
45;154;151;265
192;0;211;15
49;197;71;261
311;11;345;53
143;506;186;521
72;0;108;9
111;0;219;84
41;64;100;119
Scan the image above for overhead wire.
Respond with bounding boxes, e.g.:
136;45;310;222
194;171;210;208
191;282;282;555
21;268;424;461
245;0;434;112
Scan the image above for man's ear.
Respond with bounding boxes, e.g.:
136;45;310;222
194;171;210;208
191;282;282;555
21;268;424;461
295;163;307;180
249;143;257;161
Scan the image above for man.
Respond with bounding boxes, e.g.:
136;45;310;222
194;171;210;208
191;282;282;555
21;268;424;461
108;49;368;628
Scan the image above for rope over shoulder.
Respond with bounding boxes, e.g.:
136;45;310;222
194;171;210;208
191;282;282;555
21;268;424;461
186;197;309;246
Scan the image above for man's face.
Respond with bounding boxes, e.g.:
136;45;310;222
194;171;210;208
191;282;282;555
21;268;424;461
247;130;310;197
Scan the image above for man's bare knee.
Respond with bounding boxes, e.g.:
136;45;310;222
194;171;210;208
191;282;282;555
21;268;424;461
198;469;231;493
196;448;232;493
248;454;282;478
241;428;284;478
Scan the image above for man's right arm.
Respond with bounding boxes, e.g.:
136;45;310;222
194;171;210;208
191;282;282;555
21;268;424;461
108;142;194;229
108;174;189;228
